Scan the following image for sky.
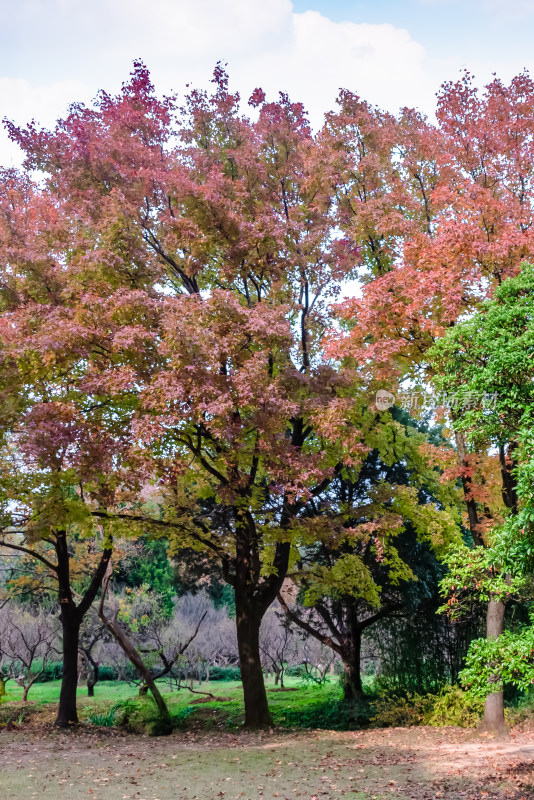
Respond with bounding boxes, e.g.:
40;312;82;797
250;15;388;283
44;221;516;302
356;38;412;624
1;0;534;165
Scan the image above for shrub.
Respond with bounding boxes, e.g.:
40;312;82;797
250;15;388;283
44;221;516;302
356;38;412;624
207;666;241;681
88;698;167;734
97;665;120;681
278;697;373;730
34;660;63;682
285;665;307;678
370;692;434;728
425;685;483;728
370;685;484;729
88;707;117;727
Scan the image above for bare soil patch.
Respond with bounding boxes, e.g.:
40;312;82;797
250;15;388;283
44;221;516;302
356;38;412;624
1;725;533;800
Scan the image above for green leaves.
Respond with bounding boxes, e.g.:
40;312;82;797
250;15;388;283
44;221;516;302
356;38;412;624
439;542;525;620
430;262;534;447
302;553;382;607
461;624;534;698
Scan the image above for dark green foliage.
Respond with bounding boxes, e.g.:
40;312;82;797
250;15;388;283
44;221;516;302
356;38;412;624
115;538;176;617
207;666;241;681
279;697;373;729
285;665;308;678
373;596;484;695
33;660;64;682
97;665;121;681
171;546;236;614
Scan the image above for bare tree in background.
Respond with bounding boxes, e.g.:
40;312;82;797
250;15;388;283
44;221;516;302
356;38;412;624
1;603;58;700
259;604;299;688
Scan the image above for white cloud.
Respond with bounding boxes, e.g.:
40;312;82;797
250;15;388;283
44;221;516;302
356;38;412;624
0;78;92;167
0;1;432;165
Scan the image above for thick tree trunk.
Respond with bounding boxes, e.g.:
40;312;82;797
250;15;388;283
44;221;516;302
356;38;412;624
342;658;364;702
235;595;271;728
481;599;507;736
22;685;29;702
49;530;111;727
342;622;364;702
56;613;81;726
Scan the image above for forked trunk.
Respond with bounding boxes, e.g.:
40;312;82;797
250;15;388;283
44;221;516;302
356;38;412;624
481;599;507;736
53;532;111;727
235;595;271;728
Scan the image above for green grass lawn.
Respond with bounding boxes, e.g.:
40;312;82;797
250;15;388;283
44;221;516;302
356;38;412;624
1;675;375;731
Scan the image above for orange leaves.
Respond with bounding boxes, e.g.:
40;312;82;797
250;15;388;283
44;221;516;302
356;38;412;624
329;72;534;386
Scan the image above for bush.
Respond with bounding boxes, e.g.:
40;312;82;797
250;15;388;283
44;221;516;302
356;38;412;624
34;660;63;682
370;692;434;728
425;685;483;727
97;665;120;681
284;665;307;678
280;697;373;730
370;685;484;729
88;707;118;727
207;666;241;681
89;698;168;735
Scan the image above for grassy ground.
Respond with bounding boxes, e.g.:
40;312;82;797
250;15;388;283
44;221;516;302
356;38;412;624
2;724;534;800
1;676;370;731
3;678;534;798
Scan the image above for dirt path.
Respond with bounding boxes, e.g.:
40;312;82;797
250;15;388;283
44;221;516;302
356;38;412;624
1;726;533;800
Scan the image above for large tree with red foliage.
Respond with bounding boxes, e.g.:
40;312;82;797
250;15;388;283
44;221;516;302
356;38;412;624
0;63;383;728
330;71;534;732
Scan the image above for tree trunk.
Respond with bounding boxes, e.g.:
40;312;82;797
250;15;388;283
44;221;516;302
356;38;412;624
102;625;170;724
481;599;507;736
22;685;29;702
87;663;98;697
56;613;81;726
235;595;272;728
342;624;364;702
85;654;99;697
342;658;364;702
98;587;171;732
